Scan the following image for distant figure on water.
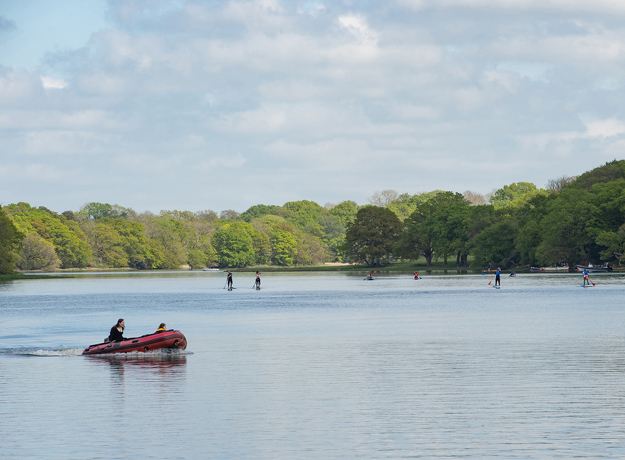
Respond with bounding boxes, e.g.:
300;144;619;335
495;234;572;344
414;272;419;280
495;267;501;287
582;269;590;286
108;318;126;342
509;271;516;277
255;271;261;289
367;273;374;280
226;271;233;290
156;323;167;332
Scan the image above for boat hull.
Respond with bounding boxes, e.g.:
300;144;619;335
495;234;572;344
82;330;187;355
575;265;612;272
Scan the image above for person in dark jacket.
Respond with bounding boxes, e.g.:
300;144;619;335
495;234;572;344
109;318;126;342
226;271;233;290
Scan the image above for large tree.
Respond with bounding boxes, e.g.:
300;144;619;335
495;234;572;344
0;207;25;274
211;225;255;268
18;233;61;271
398;192;470;266
342;206;402;266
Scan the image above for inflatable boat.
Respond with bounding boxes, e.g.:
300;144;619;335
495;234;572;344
82;330;187;355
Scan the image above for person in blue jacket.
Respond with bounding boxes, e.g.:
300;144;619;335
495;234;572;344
582;269;590;286
495;267;501;287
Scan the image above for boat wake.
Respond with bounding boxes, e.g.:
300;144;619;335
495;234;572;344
0;347;192;358
0;347;84;357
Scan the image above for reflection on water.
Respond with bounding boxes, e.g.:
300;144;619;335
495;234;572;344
85;350;188;371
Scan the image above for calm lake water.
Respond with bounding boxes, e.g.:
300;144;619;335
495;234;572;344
1;270;624;459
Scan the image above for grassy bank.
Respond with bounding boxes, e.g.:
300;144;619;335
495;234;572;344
233;259;483;273
0;272;75;280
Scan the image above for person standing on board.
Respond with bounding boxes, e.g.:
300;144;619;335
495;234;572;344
582;269;590;286
255;271;261;289
226;271;233;290
495;267;501;287
108;318;126;342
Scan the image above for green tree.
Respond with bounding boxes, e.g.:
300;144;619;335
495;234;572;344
18;233;60;271
80;202;130;220
240;204;279;222
489;182;546;210
573;160;625;190
398;192;469;266
211;225;255;268
535;188;601;266
0;207;25;274
88;222;128;267
271;229;297;266
596;224;625;265
387;191;442;221
328;201;358;228
470;218;519;268
8;203;92;268
343;206;402;266
294;232;326;265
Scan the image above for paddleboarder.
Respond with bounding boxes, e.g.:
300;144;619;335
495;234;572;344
582;269;590;286
255;271;261;289
226;271;233;290
495;267;501;287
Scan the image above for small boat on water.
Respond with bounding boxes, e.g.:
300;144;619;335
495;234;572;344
575;263;612;272
530;265;569;272
82;330;187;355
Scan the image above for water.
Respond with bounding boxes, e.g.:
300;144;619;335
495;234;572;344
1;271;624;459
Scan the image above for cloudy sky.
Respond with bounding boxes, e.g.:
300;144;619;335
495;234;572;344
1;0;624;214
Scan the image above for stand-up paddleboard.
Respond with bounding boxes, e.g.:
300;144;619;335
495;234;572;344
580;284;594;288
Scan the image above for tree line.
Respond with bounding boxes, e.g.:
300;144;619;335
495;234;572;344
344;160;625;269
1;160;624;274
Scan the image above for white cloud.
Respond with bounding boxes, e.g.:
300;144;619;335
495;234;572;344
399;0;625;14
585;118;625;138
2;0;625;212
40;76;68;89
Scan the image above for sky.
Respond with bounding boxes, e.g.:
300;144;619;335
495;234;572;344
1;0;624;214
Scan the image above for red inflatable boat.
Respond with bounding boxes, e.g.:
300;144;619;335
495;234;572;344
82;330;187;355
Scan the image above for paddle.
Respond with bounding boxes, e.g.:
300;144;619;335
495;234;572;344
488;275;495;286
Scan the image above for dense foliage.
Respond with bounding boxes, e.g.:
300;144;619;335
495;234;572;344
0;207;25;274
1;160;624;272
